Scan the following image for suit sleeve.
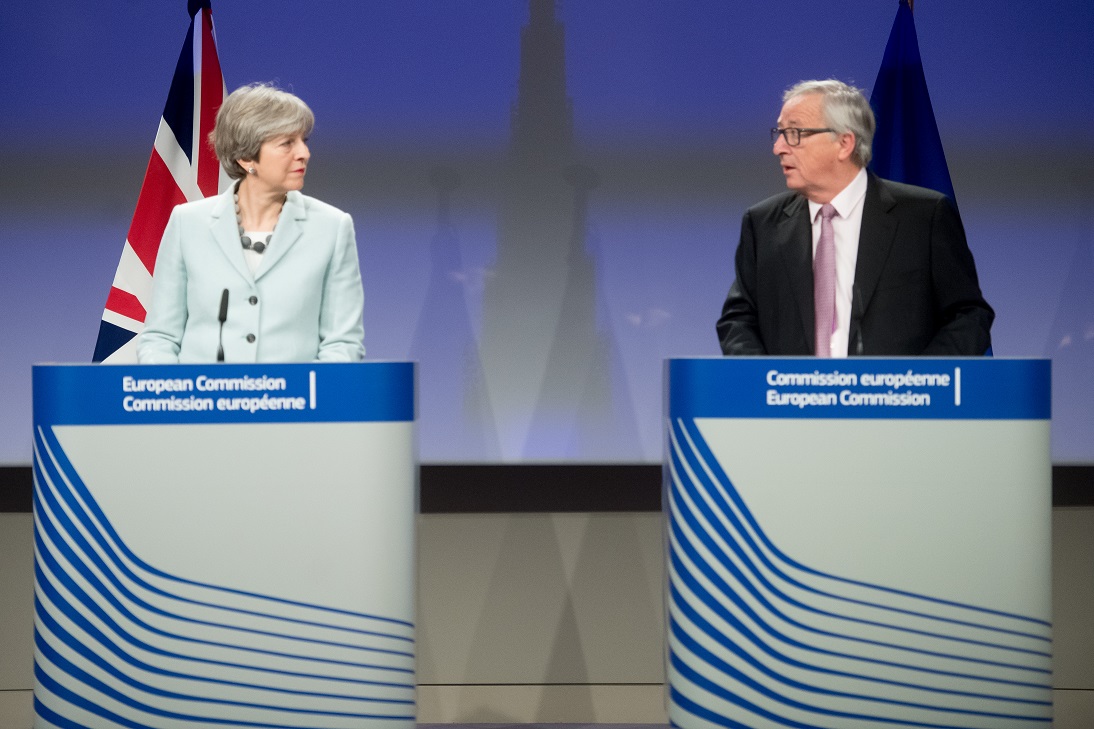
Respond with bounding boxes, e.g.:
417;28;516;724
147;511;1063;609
315;212;366;362
136;208;187;364
922;196;995;355
716;209;768;355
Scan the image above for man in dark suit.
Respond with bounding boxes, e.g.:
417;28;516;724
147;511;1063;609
717;79;993;356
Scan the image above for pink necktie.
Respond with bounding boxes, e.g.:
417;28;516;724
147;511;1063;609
814;204;838;357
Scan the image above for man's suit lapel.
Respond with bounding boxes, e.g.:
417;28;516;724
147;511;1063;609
775;194;815;353
853;173;898;315
210;191;254;283
255;191;305;280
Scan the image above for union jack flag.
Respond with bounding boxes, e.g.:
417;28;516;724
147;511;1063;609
93;0;229;362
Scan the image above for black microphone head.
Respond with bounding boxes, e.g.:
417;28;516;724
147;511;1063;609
218;288;229;323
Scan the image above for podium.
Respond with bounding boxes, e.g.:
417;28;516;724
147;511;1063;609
664;358;1052;729
31;362;417;729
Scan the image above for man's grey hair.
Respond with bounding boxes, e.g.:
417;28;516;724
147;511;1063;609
784;79;875;167
210;83;315;180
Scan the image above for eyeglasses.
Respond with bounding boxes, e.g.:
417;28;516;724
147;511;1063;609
771;127;836;146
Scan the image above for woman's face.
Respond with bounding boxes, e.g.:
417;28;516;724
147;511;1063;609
242;133;310;194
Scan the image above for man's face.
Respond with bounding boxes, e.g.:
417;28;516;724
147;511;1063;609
773;93;848;203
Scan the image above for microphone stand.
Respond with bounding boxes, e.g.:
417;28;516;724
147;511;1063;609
217;289;229;362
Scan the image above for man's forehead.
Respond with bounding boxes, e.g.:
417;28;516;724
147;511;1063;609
779;93;823;122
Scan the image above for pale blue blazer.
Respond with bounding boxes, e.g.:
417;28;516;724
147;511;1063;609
138;189;365;363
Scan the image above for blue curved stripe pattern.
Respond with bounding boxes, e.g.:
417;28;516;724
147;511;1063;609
665;417;1052;729
32;425;415;729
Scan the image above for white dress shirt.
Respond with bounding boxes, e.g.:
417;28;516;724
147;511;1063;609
808;167;868;357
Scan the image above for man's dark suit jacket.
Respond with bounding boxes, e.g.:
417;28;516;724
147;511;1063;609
717;172;994;356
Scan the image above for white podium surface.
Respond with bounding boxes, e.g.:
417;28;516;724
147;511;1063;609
32;362;416;729
664;358;1052;729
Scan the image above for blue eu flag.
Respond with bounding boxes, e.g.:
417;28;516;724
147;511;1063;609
869;1;957;207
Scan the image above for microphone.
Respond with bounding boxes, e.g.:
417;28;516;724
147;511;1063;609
851;285;865;356
216;288;229;362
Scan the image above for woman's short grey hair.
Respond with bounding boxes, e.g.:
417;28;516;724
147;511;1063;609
211;83;315;180
784;79;875;167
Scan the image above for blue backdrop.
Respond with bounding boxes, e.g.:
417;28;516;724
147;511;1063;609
1;1;1091;464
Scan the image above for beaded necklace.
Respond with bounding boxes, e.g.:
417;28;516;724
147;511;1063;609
233;186;282;254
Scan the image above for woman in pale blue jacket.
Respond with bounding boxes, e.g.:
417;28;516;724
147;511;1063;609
138;84;365;363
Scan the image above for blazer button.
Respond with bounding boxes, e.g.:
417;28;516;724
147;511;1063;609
249;296;258;305
246;334;256;343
